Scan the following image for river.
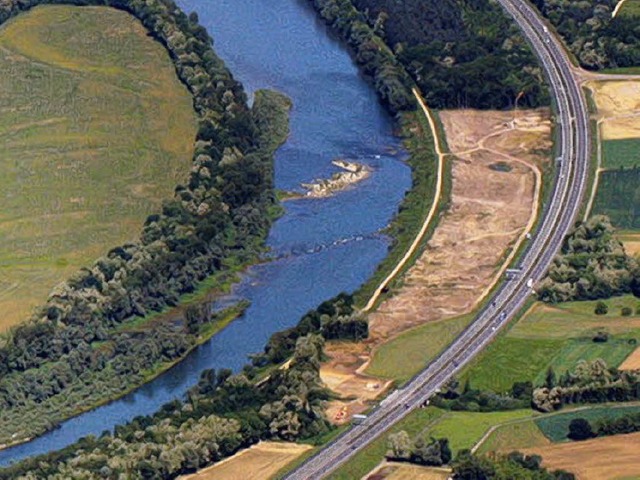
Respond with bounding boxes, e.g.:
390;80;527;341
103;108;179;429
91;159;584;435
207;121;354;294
0;0;411;465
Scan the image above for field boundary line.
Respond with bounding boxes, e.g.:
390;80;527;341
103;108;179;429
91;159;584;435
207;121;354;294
363;88;444;312
471;401;640;453
583;114;603;221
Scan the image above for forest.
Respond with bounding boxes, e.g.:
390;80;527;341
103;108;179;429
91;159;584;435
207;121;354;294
0;0;290;446
308;0;549;110
530;0;640;70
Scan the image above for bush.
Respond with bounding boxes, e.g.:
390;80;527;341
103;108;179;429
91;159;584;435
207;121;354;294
622;307;633;316
567;418;594;441
595;301;608;315
592;331;609;343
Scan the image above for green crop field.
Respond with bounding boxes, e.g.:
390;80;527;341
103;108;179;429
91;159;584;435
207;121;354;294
593;167;640;230
535;404;640;442
462;298;640;392
365;313;474;385
602;139;640;170
425;409;535;454
0;5;196;330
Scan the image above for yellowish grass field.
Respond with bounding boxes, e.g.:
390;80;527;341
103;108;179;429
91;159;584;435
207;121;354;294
620;347;640;370
587;81;640;140
524;432;640;480
180;442;312;480
0;5;196;330
382;463;452;480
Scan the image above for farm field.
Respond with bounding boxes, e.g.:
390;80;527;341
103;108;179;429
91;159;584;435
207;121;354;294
0;5;196;330
602;139;640;170
462;297;640;392
425;409;535;454
535;405;640;442
476;418;550;454
587;79;640;230
366;463;451;480
523;432;640;480
180;442;312;480
593;168;640;229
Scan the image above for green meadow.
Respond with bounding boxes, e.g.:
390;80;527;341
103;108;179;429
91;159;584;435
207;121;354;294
0;5;196;329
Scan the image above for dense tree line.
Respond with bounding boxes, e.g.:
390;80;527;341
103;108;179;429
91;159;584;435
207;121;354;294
431;378;531;412
307;0;415;113
252;292;368;367
532;359;640;412
313;0;549;110
567;411;640;441
530;0;640;70
0;0;291;446
452;450;575;480
386;431;452;466
538;216;636;302
0;333;331;479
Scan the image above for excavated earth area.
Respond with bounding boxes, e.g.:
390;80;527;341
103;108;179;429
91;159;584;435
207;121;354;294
321;109;551;422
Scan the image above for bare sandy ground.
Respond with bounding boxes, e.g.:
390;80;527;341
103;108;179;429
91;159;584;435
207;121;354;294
584;80;640;140
524;432;640;480
368;108;548;341
619;346;640;370
179;442;312;480
320;108;550;421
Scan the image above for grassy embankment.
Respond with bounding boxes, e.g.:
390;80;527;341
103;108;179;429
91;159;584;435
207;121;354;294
353;107;451;308
0;5;196;331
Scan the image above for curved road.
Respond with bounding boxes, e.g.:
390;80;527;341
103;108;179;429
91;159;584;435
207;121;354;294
284;1;590;478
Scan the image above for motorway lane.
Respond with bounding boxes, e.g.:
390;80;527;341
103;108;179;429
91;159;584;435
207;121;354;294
284;1;591;478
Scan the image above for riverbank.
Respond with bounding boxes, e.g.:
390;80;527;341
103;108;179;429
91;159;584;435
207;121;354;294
0;2;293;449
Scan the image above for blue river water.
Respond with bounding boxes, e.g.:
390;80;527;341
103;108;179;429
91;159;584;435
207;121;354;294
0;0;411;465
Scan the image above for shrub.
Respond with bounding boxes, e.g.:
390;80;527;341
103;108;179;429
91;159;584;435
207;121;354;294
592;331;609;343
567;418;594;441
622;307;633;316
595;301;608;315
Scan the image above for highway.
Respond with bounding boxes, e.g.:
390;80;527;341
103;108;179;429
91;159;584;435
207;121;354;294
284;1;591;479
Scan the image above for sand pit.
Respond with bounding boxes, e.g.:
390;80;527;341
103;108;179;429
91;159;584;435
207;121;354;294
368;109;548;342
586;81;640;140
320;341;392;424
524;432;640;480
619;346;640;370
180;441;312;480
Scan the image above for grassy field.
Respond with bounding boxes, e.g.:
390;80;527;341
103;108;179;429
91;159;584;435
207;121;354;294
425;409;535;454
477;419;549;454
462;298;640;392
365;313;474;385
620;0;640;17
602;139;640;170
0;5;196;330
535;404;640;442
593;167;640;230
